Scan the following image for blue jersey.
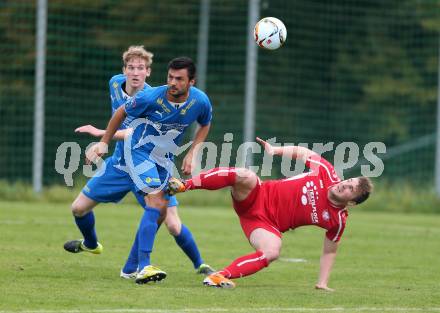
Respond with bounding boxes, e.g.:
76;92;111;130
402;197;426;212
109;74;152;165
124;85;212;162
83;74;179;205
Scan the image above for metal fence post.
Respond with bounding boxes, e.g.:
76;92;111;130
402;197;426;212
243;0;260;168
33;0;47;193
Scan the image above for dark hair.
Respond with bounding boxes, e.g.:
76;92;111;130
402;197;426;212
167;57;196;80
353;177;373;205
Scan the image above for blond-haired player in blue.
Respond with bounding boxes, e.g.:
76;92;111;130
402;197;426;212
64;46;213;283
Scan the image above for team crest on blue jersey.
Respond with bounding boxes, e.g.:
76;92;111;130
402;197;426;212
129;98;136;109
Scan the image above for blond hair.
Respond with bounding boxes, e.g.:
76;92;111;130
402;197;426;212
353;177;374;204
122;45;153;67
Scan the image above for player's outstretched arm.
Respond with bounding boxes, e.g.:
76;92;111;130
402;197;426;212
75;124;130;140
101;106;127;144
181;123;211;175
85;106;126;164
315;236;338;292
256;137;317;162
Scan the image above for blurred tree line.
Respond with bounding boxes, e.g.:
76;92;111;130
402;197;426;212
0;0;438;184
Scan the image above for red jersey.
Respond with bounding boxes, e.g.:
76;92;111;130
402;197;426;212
261;155;348;242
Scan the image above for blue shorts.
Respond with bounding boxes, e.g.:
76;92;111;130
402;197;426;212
82;157;178;208
127;149;172;195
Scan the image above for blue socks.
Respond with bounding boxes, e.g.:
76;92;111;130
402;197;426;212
74;212;98;249
122;214;203;272
174;224;203;269
123;219;165;273
138;208;160;270
122;230;139;274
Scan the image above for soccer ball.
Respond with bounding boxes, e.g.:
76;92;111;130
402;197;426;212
254;17;287;50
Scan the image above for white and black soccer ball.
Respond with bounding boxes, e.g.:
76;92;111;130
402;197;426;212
254;17;287;50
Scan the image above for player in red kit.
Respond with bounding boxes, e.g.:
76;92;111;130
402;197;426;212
168;137;373;290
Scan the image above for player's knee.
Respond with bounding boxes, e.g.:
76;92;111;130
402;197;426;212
71;201;88;217
262;248;280;263
146;194;168;210
164;212;181;235
165;220;181;236
235;168;257;187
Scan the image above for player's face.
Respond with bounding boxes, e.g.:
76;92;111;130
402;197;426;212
329;178;360;205
167;68;195;100
123;57;150;91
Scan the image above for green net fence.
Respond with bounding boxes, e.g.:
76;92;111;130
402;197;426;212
0;0;438;187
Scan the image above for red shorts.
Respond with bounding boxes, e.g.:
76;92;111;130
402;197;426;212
232;180;282;240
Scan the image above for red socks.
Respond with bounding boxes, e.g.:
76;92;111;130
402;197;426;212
219;250;269;279
185;167;237;190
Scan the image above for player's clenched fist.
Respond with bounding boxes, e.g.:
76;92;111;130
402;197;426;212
85;142;108;165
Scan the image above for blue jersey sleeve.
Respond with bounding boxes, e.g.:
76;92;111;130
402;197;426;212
197;93;213;126
109;74;126;115
108;77;116;115
109;77;117;114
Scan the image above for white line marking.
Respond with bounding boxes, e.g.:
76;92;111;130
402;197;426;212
2;308;440;313
279;258;307;263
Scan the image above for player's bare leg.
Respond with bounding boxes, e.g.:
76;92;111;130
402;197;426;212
165;206;214;275
64;192;103;254
164;206;181;236
230;168;258;201
71;192;98;217
204;229;278;288
146;192;168;221
249;228;282;263
168;168;264;287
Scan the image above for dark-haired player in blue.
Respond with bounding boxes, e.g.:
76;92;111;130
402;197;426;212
64;47;213;284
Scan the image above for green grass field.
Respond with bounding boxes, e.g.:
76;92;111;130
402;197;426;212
1;200;440;313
